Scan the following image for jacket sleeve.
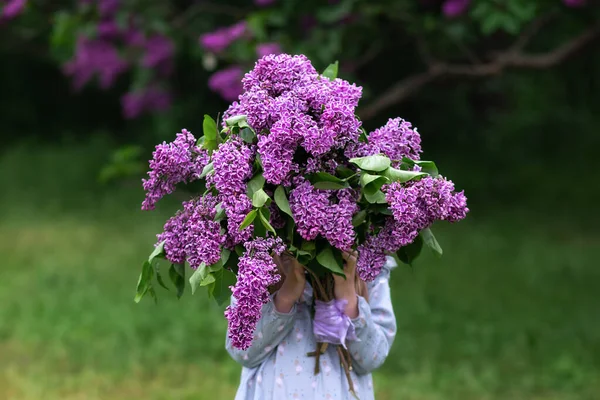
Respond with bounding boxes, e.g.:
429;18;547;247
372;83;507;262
346;257;397;375
225;293;298;368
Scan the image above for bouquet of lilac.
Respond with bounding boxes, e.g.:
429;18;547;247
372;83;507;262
135;54;468;363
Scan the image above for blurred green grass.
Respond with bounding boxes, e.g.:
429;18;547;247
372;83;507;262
1;141;599;400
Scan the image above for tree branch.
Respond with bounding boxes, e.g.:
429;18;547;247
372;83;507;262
360;23;600;120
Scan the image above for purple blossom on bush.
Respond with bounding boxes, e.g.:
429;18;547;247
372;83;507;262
141;129;208;210
1;0;26;20
256;42;282;58
63;36;128;90
208;66;244;102
97;20;121;40
225;237;286;350
199;21;248;53
142;34;174;75
442;0;471;18
563;0;586;6
254;0;277;6
121;86;172;119
222;194;254;247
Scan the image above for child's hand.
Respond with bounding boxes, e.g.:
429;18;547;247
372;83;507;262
333;250;359;319
273;254;306;313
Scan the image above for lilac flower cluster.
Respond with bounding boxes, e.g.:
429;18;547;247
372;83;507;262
210;138;255;245
356;176;469;281
142;129;208;210
289;179;358;251
157;195;225;268
142;54;469;350
225;54;362;185
225;237;286;350
349;117;422;162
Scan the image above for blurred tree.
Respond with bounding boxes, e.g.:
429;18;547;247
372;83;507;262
0;0;598;190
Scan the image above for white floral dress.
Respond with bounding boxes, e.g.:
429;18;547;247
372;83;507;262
226;257;397;400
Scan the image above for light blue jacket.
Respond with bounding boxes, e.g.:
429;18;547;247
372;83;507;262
226;258;397;400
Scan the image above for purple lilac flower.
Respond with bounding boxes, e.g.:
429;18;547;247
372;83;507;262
242;54;318;95
442;0;471;18
256;42;282;58
563;0;586;6
121;86;172;119
357;237;387;282
97;20;121;40
258;114;308;184
322;189;359;250
199;21;248;53
63;36;128;90
183;195;225;269
225;237;286;350
222;194;254;247
208;66;244;102
254;0;276;6
289;180;357;250
99;0;119;17
142;34;174;75
1;0;26;20
358;117;422;162
156;207;191;264
211;137;254;197
141;129;208;210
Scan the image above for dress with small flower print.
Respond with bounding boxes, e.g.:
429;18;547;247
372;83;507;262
226;257;397;400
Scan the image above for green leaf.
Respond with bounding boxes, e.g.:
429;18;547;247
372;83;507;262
225;114;248;126
274;186;293;218
350;155;391;172
247;174;266;198
240;127;256;143
199;162;214;179
203;115;219;151
382;167;428;183
259;208;276;234
214;203;225;221
316;247;345;276
169;263;186;299
239;210;258;230
352;210;367;227
189;263;209;295
148;240;165;263
200;272;216;286
402;158;439;177
211;268;237;306
252;188;271;208
134;261;154;303
336;165;356;179
309;172;347;185
153;263;170;291
360;173;390;195
364;190;387;204
313;181;348;190
322;61;339;81
397;235;424;266
421;227;443;257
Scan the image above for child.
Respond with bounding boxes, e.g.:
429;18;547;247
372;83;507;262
226;251;397;400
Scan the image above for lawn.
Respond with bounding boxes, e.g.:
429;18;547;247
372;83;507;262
1;142;599;400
